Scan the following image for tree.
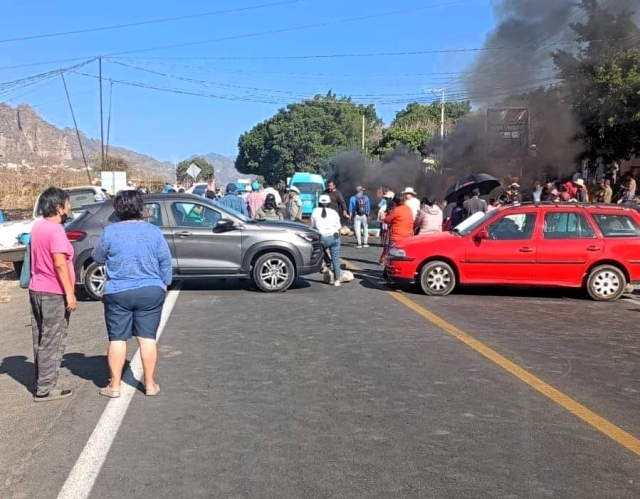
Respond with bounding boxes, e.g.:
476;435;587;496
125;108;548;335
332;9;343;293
554;0;640;162
373;101;471;156
99;155;132;172
176;156;214;183
236;91;382;185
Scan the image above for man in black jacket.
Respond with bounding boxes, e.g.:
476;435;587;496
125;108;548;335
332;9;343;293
324;180;349;219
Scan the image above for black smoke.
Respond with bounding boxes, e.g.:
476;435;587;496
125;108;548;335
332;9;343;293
326;147;448;201
432;0;640;187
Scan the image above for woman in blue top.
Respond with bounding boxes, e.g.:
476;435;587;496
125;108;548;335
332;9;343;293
92;190;172;398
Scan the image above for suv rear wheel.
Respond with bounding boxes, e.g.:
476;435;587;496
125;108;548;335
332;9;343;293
586;265;625;301
419;261;456;296
84;262;106;301
252;252;295;292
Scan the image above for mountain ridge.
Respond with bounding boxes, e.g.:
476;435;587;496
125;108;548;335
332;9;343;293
0;103;241;182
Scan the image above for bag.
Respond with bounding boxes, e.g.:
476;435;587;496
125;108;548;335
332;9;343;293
356;196;367;216
19;243;31;289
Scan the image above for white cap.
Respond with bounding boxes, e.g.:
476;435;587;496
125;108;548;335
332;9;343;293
319;194;331;205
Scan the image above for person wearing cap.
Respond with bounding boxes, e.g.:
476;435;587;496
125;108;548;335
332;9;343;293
246;181;265;218
507;183;522;204
310;194;342;287
349;186;371;248
401;187;420;220
574;178;589;202
285;185;303;221
378;190;395;262
217;183;248;216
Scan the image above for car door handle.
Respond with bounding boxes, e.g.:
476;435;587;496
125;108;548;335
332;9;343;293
175;231;192;237
587;246;601;251
519;247;534;253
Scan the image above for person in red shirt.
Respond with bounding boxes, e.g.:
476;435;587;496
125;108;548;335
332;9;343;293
380;196;414;283
384;196;415;243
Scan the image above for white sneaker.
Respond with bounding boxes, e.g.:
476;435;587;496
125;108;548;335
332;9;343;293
356;245;362;249
363;244;369;248
334;280;341;287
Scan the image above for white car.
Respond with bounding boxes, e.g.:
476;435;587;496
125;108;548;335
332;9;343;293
0;185;106;273
186;183;208;197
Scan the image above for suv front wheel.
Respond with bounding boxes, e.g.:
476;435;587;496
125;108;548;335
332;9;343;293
252;252;295;292
84;262;106;301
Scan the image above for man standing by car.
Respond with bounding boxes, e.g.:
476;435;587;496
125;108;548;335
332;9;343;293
349;186;371;248
285;186;303;221
324;180;349;220
217;183;248;216
463;188;487;217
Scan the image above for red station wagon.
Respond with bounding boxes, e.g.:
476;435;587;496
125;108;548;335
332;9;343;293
385;203;640;301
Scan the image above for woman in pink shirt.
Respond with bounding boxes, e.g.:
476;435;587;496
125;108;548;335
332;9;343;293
29;187;77;402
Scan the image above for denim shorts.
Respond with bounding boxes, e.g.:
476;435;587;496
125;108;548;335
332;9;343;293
103;286;166;341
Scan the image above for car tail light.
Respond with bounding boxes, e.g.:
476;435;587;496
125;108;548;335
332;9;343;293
66;230;87;242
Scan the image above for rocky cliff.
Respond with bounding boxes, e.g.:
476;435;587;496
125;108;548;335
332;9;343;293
0;103;173;177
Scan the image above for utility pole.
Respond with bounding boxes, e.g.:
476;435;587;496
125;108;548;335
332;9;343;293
99;57;105;171
361;114;365;152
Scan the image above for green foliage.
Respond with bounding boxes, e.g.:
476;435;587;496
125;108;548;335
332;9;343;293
98;155;132;172
554;0;640;162
176;156;214;183
235;91;382;185
373;100;471;156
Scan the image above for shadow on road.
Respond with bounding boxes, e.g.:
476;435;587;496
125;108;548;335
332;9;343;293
181;277;311;293
61;353;112;388
0;355;33;393
0;353;128;393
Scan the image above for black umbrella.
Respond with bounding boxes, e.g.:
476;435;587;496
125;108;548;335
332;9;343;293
444;173;501;203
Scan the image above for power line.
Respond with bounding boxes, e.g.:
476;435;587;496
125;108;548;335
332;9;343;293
0;0;312;44
0;56;97;72
107;59;562;100
105;0;479;56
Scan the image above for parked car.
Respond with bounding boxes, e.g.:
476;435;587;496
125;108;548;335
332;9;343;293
385;203;640;301
66;193;324;300
0;185;106;274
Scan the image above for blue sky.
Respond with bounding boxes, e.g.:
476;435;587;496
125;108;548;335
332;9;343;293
0;0;495;161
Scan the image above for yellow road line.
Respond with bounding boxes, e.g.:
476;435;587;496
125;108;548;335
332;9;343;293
342;259;640;458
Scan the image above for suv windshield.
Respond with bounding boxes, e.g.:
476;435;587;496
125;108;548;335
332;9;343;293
292;182;324;195
455;210;499;236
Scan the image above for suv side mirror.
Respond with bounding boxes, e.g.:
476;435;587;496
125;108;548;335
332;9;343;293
214;219;236;232
474;229;489;242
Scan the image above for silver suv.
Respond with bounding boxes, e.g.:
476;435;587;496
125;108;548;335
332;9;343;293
66;193;324;300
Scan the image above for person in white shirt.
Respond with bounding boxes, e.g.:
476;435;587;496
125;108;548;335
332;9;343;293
401;187;421;220
310;194;342;286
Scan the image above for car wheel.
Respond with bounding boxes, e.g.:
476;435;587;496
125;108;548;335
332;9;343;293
419;261;456;296
252;252;295;292
12;261;23;276
84;262;106;301
586;265;625;301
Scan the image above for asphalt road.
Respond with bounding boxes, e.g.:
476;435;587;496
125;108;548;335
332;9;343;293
1;239;639;498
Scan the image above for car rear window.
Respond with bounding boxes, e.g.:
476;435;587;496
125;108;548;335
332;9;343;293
68;189;99;211
192;185;207;196
592;214;640;237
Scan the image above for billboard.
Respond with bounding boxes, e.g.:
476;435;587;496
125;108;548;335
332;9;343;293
485;108;530;156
